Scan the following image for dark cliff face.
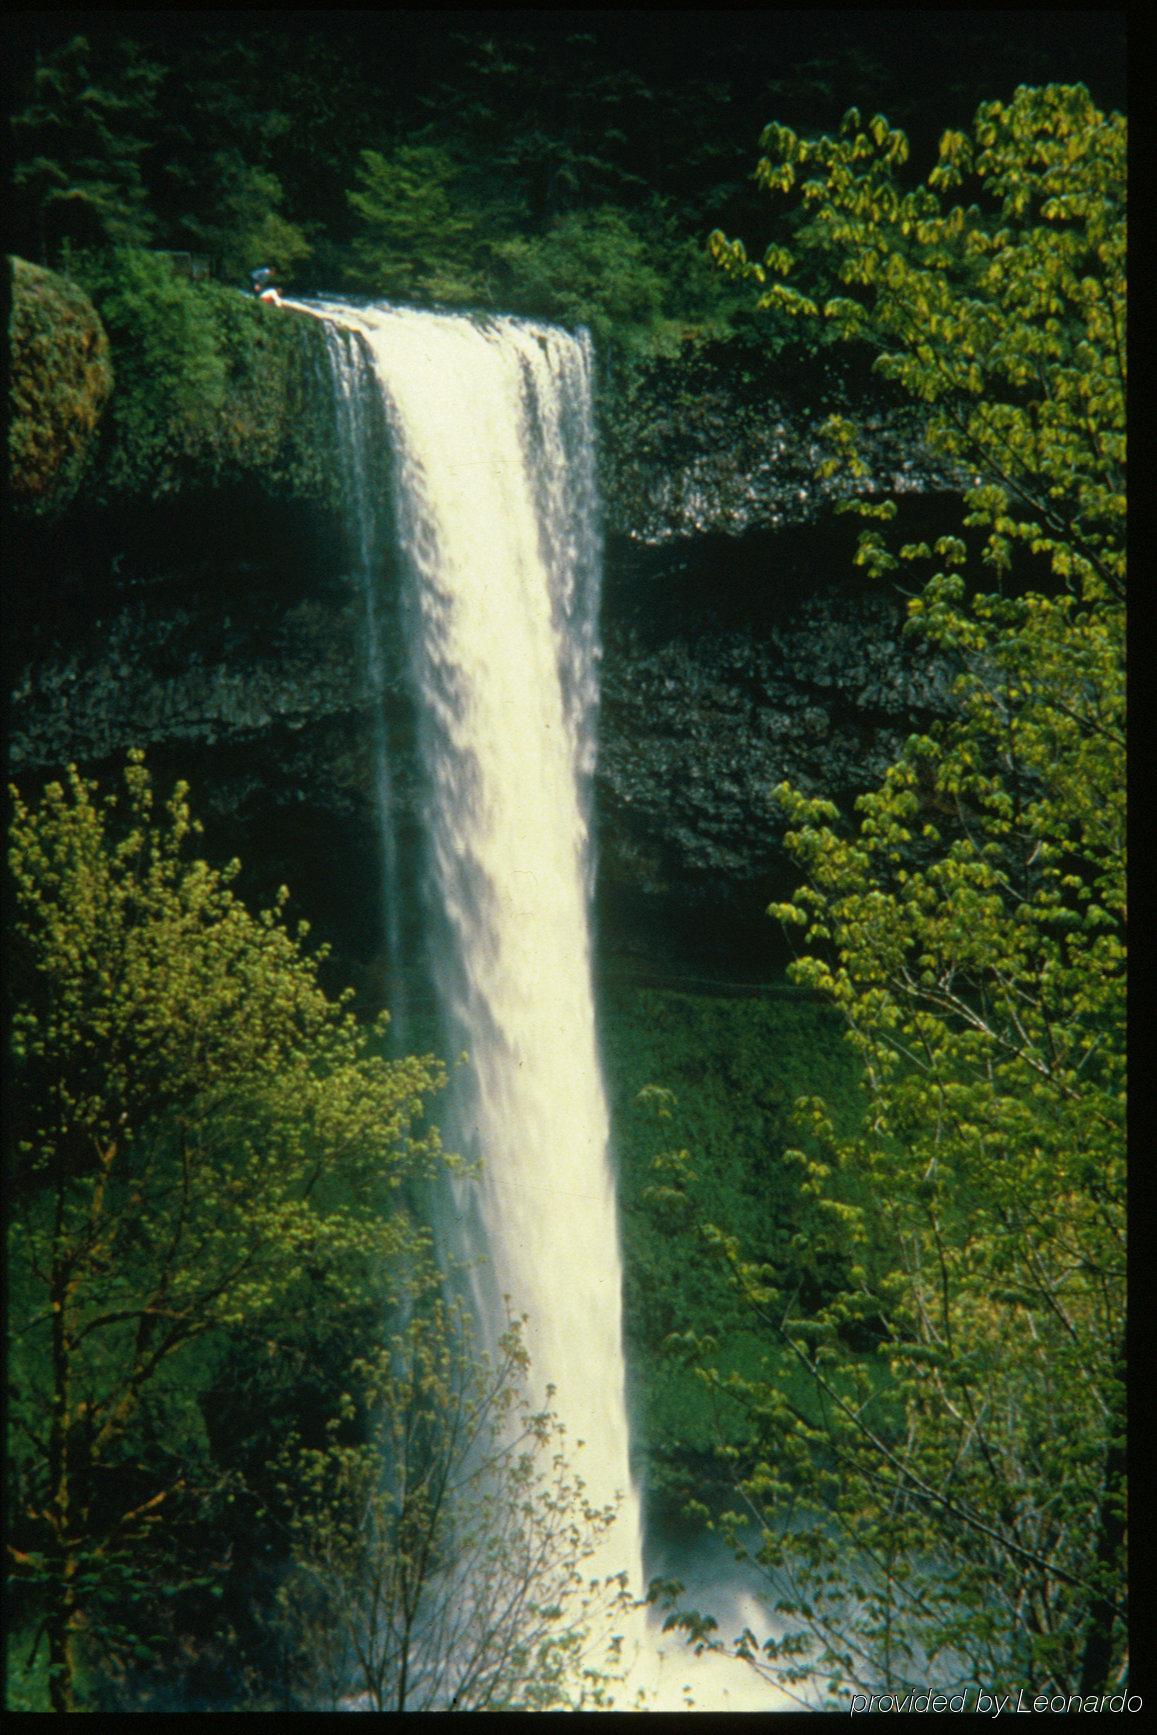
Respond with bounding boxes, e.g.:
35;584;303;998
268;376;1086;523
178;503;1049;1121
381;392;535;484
590;344;961;973
593;507;958;977
599;344;956;546
8;316;961;989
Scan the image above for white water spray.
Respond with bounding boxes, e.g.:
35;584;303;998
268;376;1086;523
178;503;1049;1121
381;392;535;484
309;300;791;1710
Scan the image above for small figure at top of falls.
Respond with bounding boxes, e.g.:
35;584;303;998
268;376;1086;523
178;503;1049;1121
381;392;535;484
249;263;282;303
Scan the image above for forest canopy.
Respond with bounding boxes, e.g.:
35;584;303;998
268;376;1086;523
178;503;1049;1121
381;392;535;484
7;13;1127;353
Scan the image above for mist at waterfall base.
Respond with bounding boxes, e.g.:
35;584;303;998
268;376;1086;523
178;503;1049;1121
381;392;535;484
304;297;796;1711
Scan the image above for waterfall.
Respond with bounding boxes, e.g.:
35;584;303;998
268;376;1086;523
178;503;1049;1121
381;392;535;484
322;320;410;1040
307;300;788;1711
317;298;642;1599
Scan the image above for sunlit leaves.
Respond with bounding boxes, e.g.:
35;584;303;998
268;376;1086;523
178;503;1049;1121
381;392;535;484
715;85;1125;610
7;755;446;1703
688;83;1126;1702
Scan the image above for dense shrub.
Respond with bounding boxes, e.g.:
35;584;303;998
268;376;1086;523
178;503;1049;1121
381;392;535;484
8;257;114;512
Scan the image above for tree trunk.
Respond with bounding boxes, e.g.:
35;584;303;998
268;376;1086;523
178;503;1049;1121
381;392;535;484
47;1269;78;1713
1077;1337;1127;1696
46;1573;79;1714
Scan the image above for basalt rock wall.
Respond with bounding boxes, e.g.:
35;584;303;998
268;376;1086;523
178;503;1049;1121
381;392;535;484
8;285;961;989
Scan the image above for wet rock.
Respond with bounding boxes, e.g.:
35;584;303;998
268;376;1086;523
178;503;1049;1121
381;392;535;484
9;334;967;976
598;344;959;544
597;584;953;903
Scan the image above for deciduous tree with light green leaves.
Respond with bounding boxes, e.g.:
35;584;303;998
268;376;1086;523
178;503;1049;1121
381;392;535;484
662;84;1125;1702
6;755;446;1712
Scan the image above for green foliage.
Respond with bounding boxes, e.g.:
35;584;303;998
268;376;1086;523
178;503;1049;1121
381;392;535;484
344;144;494;306
680;86;1126;1701
7;19;1125;363
328;39;780;350
497;207;656;342
605;986;864;1494
175;149;313;286
275;1301;631;1711
425;33;654;226
497;207;679;350
8;257;113;512
712;83;1125;600
74;247;228;465
10;34;162;264
65;247;336;502
6;755;446;1711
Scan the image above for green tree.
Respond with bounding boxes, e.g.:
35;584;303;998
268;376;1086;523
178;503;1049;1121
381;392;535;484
175;149;313;286
276;1301;631;1711
73;248;230;469
666;85;1125;1701
63;247;239;500
344;144;494;306
421;33;652;228
59;248;333;503
496;206;670;347
152;34;316;284
6;756;446;1712
10;35;162;265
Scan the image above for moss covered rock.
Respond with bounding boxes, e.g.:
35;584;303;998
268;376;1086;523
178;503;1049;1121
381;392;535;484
9;252;341;514
68;250;340;507
8;256;113;512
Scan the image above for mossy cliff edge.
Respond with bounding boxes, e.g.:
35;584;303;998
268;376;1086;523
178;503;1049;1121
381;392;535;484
8;254;338;516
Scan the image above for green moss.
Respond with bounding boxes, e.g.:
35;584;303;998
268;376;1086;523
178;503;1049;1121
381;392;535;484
8;256;114;512
71;249;339;506
9;251;340;516
602;982;865;1490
